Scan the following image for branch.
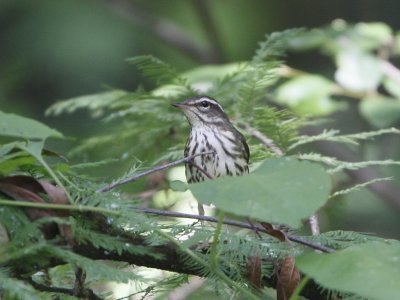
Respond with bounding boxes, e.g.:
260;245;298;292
238;123;284;156
135;207;335;253
103;0;219;63
96;151;215;192
27;278;101;300
192;0;225;62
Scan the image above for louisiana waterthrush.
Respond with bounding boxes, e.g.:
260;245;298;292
173;96;249;213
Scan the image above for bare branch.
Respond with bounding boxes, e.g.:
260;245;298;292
135;207;335;253
192;0;225;62
238;123;284;156
97;151;215;193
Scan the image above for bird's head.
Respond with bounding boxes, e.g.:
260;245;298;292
172;96;229;128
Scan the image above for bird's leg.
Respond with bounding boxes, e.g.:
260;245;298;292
247;218;262;239
198;203;205;216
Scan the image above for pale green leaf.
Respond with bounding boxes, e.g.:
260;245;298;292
355;22;393;45
383;77;400;99
296;242;400;300
170;180;188;192
0;111;62;140
360;96;400;127
335;50;382;92
190;157;331;228
275;75;342;116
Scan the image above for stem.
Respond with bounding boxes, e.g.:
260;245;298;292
289;275;310;300
0;199;120;216
96;151;215;193
210;212;225;270
155;227;259;300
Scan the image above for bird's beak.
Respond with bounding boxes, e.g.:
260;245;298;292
171;102;187;109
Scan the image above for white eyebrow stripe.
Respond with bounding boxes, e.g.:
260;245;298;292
195;97;225;112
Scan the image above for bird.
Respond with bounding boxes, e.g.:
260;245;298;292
172;95;250;215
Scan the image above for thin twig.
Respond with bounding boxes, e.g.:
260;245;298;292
381;60;400;83
96;151;215;193
238;123;284;156
135;207;335;253
308;214;320;236
187;159;213;179
73;267;86;297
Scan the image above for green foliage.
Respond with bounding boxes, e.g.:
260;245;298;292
287;20;400;127
0;269;43;300
296;242;400;300
275;74;345;116
190;157;331;227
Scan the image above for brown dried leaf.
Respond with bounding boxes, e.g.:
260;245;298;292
261;222;288;242
245;254;262;289
39;181;69;205
0;175;72;240
276;256;301;300
0;175;45;194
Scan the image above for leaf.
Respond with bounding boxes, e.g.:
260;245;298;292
190;157;331;228
383;77;400;99
359;95;400;128
275;75;342;116
246;254;262;289
335;50;382;92
0;111;62;140
0;175;69;218
296;242;400;300
355;22;392;46
276;256;300;300
169;180;188;192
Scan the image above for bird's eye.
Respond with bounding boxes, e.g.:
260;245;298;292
200;101;209;108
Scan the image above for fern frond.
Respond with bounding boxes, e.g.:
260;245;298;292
253;28;305;63
299;152;400;173
306;230;391;250
46;90;128;117
290;127;400;150
127;55;182;85
73;226;162;258
0;269;43;300
330;177;393;198
329;160;400;173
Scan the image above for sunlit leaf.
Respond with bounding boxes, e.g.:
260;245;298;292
296;242;400;300
355;22;392;46
275;75;342;116
0;111;62;140
335;50;382;92
190;157;331;227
